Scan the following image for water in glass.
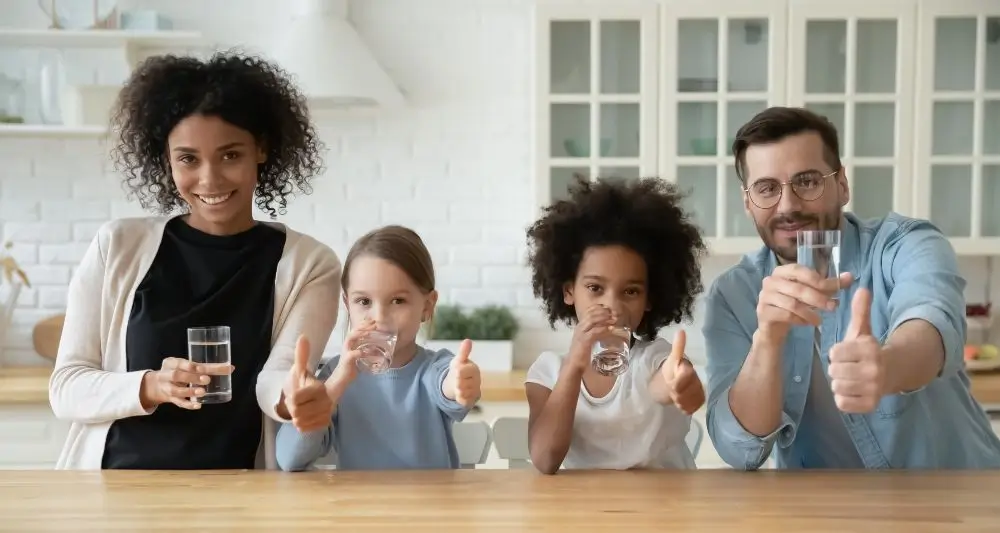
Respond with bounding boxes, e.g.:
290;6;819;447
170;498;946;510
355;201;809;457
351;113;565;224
356;329;398;374
796;230;841;302
187;326;232;404
591;321;632;376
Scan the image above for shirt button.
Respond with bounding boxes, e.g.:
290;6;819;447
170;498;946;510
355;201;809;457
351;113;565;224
793;376;802;383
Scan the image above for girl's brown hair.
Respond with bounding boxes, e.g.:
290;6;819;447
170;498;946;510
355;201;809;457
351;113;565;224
341;225;435;293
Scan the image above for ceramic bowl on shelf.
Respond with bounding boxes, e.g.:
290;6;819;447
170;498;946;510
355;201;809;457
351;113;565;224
564;138;612;158
37;0;118;30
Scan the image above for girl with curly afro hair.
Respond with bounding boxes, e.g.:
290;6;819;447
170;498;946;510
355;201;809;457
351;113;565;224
523;175;709;474
50;52;342;471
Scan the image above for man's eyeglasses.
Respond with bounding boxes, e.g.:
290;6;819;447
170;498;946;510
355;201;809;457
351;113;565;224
742;169;839;209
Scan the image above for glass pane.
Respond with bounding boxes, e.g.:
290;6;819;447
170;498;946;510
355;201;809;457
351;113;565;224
550;167;589;202
725;165;759;237
677;166;717;235
598;167;640;180
851;166;894;220
600;103;640;158
934;18;976;91
929;165;972;237
728;19;769;92
551;104;590;158
806;20;846;94
932;101;974;156
600;21;640;94
804;103;845;156
983;165;1000;237
551;21;590;94
988;18;1000;91
678;20;719;92
856;20;897;94
854;103;895;157
678;102;718;156
726;101;768;155
985;101;1000;155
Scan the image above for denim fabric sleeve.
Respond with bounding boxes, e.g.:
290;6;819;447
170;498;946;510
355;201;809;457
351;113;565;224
703;279;796;471
884;223;967;384
421;349;470;422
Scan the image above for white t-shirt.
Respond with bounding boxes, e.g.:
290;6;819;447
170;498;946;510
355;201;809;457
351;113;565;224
525;338;696;470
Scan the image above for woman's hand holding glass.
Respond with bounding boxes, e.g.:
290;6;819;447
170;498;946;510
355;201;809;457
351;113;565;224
139;357;234;410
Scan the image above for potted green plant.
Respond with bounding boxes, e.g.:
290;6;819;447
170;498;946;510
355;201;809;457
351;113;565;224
423;304;519;372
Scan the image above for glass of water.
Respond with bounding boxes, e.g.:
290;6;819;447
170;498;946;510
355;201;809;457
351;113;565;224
796;230;842;302
187;326;232;404
591;309;633;376
354;320;398;374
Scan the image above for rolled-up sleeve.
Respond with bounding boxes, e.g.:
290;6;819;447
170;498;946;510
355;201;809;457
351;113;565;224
884;223;966;381
703;280;795;471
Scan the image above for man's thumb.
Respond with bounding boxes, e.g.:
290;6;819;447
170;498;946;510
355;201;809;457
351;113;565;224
668;330;687;366
846;288;873;338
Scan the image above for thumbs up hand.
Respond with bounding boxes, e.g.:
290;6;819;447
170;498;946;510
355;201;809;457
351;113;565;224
444;339;481;408
829;288;886;413
658;330;705;415
281;335;334;433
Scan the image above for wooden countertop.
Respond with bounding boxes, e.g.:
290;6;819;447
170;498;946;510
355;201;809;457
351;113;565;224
0;470;998;531
0;366;527;405
3;365;997;407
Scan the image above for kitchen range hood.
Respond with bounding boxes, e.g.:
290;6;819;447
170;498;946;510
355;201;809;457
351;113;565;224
271;0;405;108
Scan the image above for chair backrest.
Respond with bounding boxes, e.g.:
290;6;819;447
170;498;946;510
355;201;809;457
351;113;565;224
312;421;493;470
686;418;704;458
491;416;532;469
452;420;493;469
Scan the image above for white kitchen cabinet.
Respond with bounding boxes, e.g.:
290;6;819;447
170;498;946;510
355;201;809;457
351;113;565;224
914;2;1000;254
0;405;68;469
535;0;1000;255
788;0;917;221
660;0;788;254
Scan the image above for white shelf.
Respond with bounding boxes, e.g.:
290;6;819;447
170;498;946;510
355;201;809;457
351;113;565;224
0;29;204;48
0;124;107;138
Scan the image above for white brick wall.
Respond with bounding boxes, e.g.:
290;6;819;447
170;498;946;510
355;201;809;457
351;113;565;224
1;0;997;369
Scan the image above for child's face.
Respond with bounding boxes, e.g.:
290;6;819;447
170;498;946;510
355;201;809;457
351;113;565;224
563;245;649;332
344;255;437;348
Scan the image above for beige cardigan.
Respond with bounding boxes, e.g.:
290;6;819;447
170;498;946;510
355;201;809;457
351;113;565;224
48;216;341;470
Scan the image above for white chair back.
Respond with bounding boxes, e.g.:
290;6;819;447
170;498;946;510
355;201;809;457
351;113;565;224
491;416;531;469
311;420;493;470
686;418;704;458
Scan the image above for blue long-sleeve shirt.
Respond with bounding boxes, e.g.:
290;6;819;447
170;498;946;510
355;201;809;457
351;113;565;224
703;212;1000;470
275;346;470;471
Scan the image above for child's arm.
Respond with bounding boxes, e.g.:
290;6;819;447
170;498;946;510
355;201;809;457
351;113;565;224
441;339;482;408
423;349;474;421
525;353;586;475
275;421;336;471
649;330;705;415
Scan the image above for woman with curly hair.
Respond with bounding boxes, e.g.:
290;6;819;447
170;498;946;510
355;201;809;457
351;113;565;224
524;175;709;474
49;52;340;470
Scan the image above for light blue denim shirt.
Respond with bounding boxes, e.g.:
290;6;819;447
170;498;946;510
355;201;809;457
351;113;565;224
703;212;1000;470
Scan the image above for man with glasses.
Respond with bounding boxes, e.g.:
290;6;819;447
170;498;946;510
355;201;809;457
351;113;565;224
702;106;1000;470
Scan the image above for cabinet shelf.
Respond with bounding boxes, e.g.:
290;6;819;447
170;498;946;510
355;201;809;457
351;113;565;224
0;29;204;48
0;124;107;138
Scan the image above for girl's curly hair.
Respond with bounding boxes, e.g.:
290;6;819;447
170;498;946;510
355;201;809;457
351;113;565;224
109;51;324;218
526;175;707;339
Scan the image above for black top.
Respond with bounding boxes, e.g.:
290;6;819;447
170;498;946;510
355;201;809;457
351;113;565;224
102;217;286;470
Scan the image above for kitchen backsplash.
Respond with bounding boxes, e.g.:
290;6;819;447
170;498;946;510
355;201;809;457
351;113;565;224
1;0;996;368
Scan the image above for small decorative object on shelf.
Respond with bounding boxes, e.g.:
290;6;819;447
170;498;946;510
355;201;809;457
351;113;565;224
1;241;31;363
424;304;519;372
38;0;119;30
0;74;26;124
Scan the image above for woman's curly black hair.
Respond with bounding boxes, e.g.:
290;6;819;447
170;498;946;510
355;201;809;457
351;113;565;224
526;175;707;340
109;51;324;218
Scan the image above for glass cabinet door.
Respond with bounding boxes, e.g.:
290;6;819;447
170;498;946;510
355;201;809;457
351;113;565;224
537;3;659;205
788;1;916;222
661;0;787;252
916;2;1000;253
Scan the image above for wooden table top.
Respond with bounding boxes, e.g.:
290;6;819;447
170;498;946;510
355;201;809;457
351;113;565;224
0;470;998;532
0;366;528;405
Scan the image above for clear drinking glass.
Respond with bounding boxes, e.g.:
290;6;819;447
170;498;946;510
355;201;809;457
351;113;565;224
796;230;842;300
591;309;633;376
187;326;232;404
354;321;398;374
